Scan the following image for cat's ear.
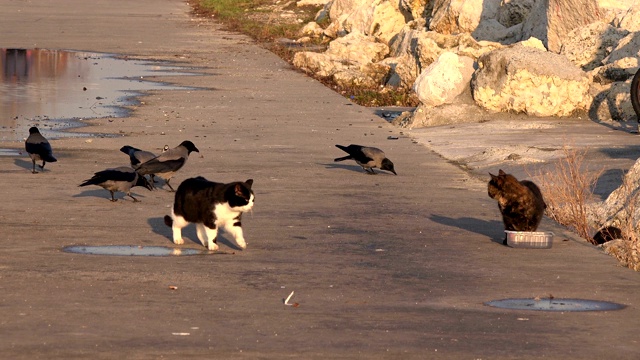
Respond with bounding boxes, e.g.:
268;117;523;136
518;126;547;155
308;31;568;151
498;169;506;176
244;179;253;189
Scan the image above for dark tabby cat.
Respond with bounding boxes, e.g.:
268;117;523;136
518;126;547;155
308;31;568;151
164;176;254;250
488;169;546;244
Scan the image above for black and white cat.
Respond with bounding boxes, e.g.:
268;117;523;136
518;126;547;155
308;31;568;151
164;176;254;250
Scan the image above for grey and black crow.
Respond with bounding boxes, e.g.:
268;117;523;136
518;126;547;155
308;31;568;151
334;144;397;175
25;127;57;174
135;140;199;191
120;145;160;183
120;145;157;167
79;166;153;202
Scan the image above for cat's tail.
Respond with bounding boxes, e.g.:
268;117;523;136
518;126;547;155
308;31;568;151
163;215;173;227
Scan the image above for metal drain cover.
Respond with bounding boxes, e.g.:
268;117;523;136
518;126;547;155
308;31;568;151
63;245;211;257
485;298;626;312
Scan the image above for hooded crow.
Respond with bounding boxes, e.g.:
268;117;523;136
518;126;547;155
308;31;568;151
120;145;160;183
135;140;199;191
25;127;57;173
79;166;153;202
120;145;157;167
334;144;397;175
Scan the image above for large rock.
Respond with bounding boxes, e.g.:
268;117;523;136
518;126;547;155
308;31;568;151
297;0;331;6
327;0;406;44
592;78;638;121
590;156;640;233
560;21;629;71
400;0;429;20
413;52;476;106
603;32;640;65
496;0;535;28
589;57;639;121
292;32;390;85
472;40;592;116
429;0;501;35
521;0;605;53
615;4;640;32
332;62;391;87
383;26;501;88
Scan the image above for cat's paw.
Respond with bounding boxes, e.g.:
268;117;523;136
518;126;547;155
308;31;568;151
173;238;184;245
207;241;219;251
236;239;247;250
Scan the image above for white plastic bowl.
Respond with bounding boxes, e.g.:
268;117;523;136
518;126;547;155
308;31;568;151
505;231;553;249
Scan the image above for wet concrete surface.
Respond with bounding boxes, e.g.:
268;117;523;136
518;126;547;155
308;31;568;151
1;1;640;359
1;48;201;141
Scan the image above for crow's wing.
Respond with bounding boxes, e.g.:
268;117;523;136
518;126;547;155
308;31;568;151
79;167;136;186
131;150;156;166
360;146;384;162
25;138;56;162
136;157;186;175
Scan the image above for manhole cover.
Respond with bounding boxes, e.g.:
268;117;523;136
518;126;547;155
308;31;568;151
485;298;626;312
62;245;212;257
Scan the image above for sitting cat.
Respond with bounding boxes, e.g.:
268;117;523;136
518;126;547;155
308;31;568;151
488;169;546;244
164;176;254;250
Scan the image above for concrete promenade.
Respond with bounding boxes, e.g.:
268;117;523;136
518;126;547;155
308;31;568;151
0;1;639;358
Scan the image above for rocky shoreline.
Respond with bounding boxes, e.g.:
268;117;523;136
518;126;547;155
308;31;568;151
283;0;639;128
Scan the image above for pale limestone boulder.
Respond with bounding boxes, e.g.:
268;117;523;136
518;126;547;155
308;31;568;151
332;62;391;87
413;52;476;106
591;57;639;84
599;0;637;11
611;3;640;32
327;0;406;44
518;36;547;50
603;32;640;65
589;57;639;121
368;1;408;44
590;156;640;236
293;32;389;83
471;18;522;44
429;0;501;35
329;0;362;20
472;42;592;116
496;0;535;28
300;21;325;38
298;0;331;6
323;14;348;39
521;0;604;53
383;26;502;88
470;0;527;43
560;22;629;71
400;0;429;20
325;31;389;63
293;51;346;77
598;80;638;121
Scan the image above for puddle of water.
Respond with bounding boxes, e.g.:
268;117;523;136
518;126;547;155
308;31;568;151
62;245;217;257
0;148;22;156
1;48;201;141
485;298;626;312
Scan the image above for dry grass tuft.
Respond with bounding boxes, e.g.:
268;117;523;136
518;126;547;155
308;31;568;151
534;147;602;243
